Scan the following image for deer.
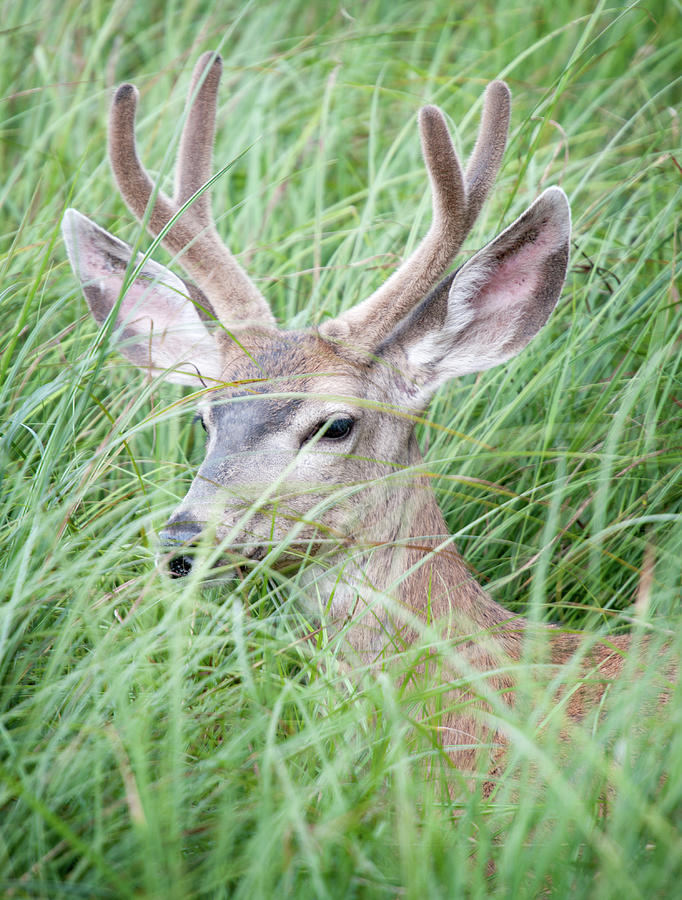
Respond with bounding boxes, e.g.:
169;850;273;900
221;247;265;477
62;51;653;781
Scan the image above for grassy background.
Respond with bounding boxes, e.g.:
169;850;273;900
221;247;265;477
1;0;681;896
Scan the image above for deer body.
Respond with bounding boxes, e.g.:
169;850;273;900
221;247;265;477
62;51;634;774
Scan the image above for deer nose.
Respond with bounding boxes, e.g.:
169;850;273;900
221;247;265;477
167;551;195;579
159;519;203;579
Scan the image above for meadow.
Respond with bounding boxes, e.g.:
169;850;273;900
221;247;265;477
1;0;680;896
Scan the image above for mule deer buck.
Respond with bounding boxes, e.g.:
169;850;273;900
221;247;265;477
63;51;648;776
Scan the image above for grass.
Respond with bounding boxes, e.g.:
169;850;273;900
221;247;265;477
1;0;681;897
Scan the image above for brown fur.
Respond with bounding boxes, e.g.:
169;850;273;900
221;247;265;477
62;52;665;786
320;82;511;348
108;53;274;327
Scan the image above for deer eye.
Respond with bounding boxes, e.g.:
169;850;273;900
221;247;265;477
304;417;354;444
192;412;208;433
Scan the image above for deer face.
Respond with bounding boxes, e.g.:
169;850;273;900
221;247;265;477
160;329;418;575
62;51;570;584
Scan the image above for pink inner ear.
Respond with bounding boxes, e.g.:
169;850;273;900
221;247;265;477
76;229;203;338
66;211;223;383
99;267;222;382
113;271;206;338
474;226;557;314
403;188;570;386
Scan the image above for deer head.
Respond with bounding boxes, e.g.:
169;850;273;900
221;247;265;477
62;52;570;614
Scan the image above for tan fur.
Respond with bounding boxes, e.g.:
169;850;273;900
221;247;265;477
290;416;638;773
108;53;274;327
320;81;511;348
62;52;667;785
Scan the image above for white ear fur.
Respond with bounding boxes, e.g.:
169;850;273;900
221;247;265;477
62;209;224;386
402;186;570;394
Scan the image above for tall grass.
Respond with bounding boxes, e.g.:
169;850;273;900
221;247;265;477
1;1;680;897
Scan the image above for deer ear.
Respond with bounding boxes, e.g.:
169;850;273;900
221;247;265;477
384;187;570;402
62;208;224;386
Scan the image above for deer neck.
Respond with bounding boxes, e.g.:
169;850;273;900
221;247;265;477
298;433;524;666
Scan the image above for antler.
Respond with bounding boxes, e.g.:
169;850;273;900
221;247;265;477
108;51;275;328
320;80;511;349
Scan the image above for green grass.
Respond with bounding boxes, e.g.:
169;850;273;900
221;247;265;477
1;0;681;897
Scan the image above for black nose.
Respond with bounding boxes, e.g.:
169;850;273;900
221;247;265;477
167;552;195;578
160;519;202;579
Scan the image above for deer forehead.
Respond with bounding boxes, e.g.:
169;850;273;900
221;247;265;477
216;329;363;382
202;329;377;442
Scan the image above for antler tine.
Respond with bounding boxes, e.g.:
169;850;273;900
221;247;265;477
320;106;466;346
108;52;275;328
463;80;511;231
174;50;221;225
108;82;177;233
320;81;511;349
